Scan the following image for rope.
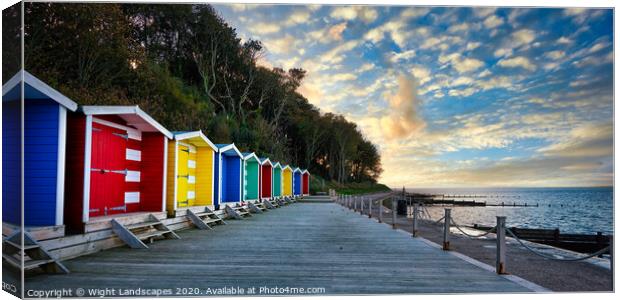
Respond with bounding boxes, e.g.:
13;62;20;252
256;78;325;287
506;228;610;262
450;220;496;238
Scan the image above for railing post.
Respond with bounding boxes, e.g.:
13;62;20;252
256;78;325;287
610;235;614;272
496;216;506;274
412;203;419;237
354;196;358;211
392;197;397;229
443;208;451;250
378;198;383;223
360;196;364;215
368;197;372;218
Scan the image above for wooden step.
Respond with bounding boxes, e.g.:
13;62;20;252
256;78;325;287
4;240;40;251
125;220;163;230
194;211;215;217
3;231;69;274
3;253;56;271
204;218;222;224
136;230;171;240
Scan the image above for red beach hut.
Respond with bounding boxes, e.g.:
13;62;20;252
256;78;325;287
302;169;310;196
259;158;273;200
64;106;173;231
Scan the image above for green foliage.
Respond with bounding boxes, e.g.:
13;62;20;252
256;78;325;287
309;175;390;195
19;2;384;185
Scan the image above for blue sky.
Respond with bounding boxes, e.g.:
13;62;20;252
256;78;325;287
213;4;613;188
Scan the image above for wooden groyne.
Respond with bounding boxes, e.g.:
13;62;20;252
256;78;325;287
471;224;611;254
393;191;536;207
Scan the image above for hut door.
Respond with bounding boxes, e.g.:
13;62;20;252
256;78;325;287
176;145;190;207
89;122;127;217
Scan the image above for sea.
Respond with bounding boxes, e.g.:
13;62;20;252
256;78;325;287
405;187;614;235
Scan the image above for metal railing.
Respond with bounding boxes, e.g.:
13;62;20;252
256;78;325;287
335;193;613;275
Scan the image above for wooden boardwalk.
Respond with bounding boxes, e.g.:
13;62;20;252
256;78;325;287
24;199;533;295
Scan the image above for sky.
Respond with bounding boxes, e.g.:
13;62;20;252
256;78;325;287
212;4;614;188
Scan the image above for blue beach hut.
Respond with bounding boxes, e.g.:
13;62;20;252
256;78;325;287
214;143;243;209
2;70;78;227
293;167;302;196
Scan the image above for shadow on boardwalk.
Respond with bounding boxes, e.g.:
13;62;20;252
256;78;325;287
24;200;533;296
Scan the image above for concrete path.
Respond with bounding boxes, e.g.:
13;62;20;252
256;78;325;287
25;199;533;296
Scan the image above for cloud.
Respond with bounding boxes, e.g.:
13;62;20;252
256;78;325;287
355;63;375;74
388;49;416;63
448;23;470;33
545;50;565;60
510;29;536;48
557;36;573;44
497;56;536;71
252;22;281;35
420;37;442;49
494;48;513;57
400;7;431;19
327;22;347;40
474;7;497;18
330;73;357;82
539;122;613;158
264;35;296;54
483;15;504;28
285;10;311;26
587;41;608;54
364;20;410;47
411;66;432;85
380;75;426;140
466;42;481;50
330;6;378;23
440;53;485;73
307;22;348;43
319;39;360;64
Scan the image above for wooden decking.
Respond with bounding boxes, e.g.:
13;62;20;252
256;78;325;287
23;199;532;294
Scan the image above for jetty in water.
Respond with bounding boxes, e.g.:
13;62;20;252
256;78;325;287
20;196;540;295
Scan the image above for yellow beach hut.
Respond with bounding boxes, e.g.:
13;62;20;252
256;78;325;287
282;165;294;197
166;131;217;216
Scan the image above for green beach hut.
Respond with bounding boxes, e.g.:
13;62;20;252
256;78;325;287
242;152;260;202
272;162;283;198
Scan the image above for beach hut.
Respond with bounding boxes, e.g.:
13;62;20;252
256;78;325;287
293;167;302;196
302;169;310;196
272;162;283;198
2;70;79;227
282;165;293;197
166;131;217;216
214;144;243;208
64;105;172;232
242;152;260;203
259;158;273;200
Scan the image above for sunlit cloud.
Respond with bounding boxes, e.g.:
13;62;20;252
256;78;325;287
213;4;613;187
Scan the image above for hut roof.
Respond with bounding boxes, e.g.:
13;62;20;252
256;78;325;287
215;143;242;157
173;130;217;151
81;105;173;138
3;70;78;111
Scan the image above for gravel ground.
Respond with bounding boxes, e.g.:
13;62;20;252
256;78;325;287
340;195;613;292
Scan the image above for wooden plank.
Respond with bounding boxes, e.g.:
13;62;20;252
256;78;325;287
2;223;65;240
85;212;167;233
224;205;244;220
185;210;212;230
24;200;530;294
263;199;276;209
247;202;263;214
110;219;148;249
